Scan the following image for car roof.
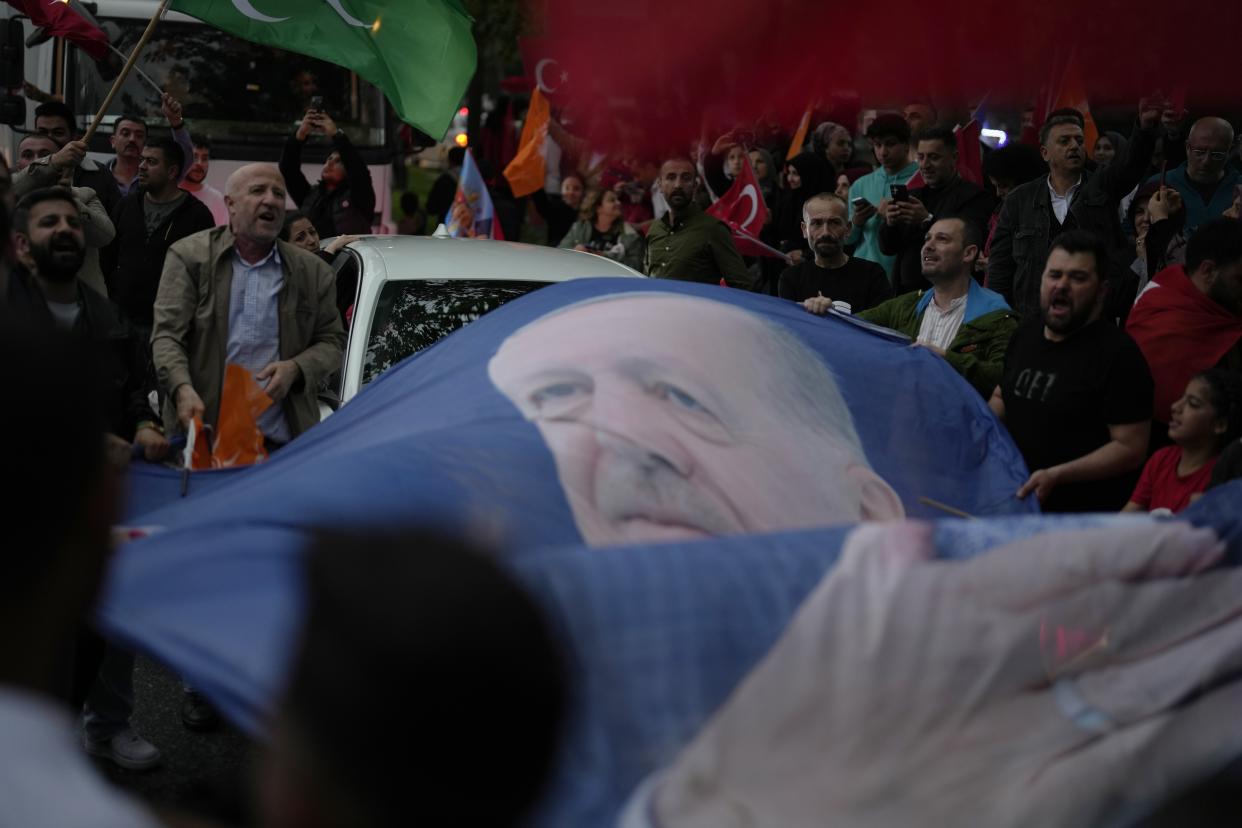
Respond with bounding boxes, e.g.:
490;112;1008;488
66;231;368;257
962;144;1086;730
343;235;645;282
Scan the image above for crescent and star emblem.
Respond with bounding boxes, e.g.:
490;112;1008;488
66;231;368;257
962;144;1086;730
737;184;760;230
534;58;568;94
231;0;371;27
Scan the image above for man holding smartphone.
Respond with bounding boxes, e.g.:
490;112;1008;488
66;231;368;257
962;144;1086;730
879;125;994;295
845;114;918;281
278;101;376;238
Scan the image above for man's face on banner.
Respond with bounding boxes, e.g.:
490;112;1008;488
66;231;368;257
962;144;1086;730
488;294;902;547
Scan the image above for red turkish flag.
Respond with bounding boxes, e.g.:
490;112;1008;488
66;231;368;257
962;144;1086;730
706;154;786;259
519;37;569;101
5;0;109;60
955;120;983;185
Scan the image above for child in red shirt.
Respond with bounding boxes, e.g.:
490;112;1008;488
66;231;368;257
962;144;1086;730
1124;370;1242;514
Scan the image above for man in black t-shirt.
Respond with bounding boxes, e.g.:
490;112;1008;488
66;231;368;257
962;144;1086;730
989;231;1154;512
779;193;892;314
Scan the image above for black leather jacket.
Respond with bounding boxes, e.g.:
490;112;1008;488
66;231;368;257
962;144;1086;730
987;122;1158;320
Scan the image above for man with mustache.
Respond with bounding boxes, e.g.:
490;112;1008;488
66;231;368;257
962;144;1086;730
106;94;195;198
989;232;1154;512
989;102;1163;320
151;164;345;447
778;193;891;314
644;157;751;287
3;188;169;772
488;293;904;547
106;138;214;337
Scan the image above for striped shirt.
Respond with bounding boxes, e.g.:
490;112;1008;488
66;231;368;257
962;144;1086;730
916;293;967;350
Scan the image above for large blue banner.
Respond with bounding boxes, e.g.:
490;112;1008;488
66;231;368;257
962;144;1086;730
101;278;1048;820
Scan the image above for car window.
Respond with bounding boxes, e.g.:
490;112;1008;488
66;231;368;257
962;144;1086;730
363;280;548;386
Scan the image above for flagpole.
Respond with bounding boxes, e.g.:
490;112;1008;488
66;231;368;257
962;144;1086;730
80;0;170;144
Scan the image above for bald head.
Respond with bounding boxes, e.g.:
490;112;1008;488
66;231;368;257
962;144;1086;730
224;164;288;243
1186;118;1236;184
226;163;284;199
1189;117;1235;147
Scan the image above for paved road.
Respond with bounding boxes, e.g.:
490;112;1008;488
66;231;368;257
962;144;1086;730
93;656;254;824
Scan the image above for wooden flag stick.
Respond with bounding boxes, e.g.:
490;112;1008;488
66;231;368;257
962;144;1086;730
80;0;170;144
918;496;976;520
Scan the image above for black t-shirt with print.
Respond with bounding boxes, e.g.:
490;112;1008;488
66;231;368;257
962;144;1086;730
1000;317;1154;513
777;257;893;313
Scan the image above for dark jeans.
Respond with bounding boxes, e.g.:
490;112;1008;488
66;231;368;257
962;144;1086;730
81;644;135;740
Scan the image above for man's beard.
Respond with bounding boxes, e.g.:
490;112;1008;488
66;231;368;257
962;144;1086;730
666;190;691;210
31;236;85;284
185;166;207;185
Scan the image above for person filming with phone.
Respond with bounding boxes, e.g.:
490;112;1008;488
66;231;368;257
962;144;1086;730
278;98;377;239
845;114;918;280
879;125;994;295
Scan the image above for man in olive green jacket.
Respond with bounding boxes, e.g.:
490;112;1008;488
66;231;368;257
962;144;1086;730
857;217;1018;398
151;164;344;442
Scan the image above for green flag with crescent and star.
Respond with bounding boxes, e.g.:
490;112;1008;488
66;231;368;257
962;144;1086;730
168;0;476;137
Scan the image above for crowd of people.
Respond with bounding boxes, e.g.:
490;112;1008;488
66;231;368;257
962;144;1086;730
476;95;1242;516
0;68;1241;827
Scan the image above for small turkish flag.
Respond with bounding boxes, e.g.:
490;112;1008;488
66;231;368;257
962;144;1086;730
707;154;788;260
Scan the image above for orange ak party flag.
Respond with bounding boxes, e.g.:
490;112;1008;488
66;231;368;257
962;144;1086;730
786;105;813;160
1049;53;1099;158
187;364;274;470
504;87;551;198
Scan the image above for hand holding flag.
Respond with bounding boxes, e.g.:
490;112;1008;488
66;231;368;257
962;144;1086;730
707;153;788;261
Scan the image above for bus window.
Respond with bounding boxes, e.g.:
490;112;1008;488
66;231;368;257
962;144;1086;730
73;18;386;148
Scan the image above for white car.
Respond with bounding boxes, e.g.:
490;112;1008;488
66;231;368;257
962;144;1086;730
321;236;645;417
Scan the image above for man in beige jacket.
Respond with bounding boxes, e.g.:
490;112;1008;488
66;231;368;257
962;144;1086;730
151;164;344;443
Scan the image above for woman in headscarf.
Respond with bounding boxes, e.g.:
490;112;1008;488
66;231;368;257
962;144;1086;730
774;152;836;265
810;121;855;171
1093;131;1129;168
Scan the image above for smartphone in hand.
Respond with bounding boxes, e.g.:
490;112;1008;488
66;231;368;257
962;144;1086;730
852;197;872;211
890;184;909;202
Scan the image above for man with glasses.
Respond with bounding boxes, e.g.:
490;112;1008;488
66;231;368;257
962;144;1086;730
1143;117;1239;239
